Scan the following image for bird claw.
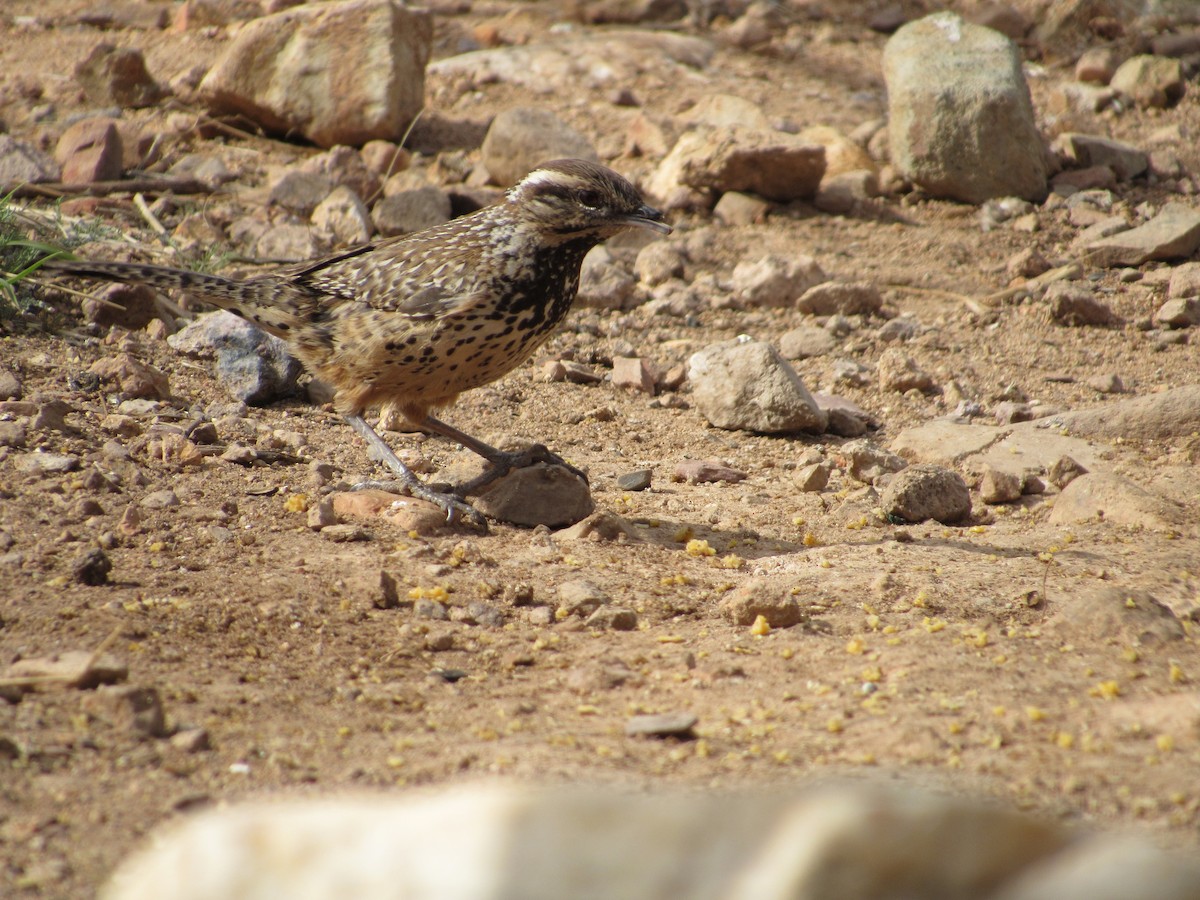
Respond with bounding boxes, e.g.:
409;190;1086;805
455;444;588;498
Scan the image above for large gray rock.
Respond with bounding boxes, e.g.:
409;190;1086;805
1049;472;1187;531
880;463;972;524
480;108;598;187
199;0;432;148
687;338;827;434
884;12;1047;203
0;135;60;184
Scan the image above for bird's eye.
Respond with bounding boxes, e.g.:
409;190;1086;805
577;189;604;209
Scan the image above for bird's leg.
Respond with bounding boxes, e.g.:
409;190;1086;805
344;414;487;532
420;414;588;497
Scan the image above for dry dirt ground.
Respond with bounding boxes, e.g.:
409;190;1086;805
2;1;1200;895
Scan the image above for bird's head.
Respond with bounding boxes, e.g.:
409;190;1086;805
506;159;671;242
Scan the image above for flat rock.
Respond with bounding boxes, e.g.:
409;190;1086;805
877;348;935;393
4;650;127;691
673;460;747;484
779;326;837;360
1155;297;1200;328
624;713;697;738
688;338;827;434
473;463;594;528
1051;587;1183;647
14;452;80;474
372;187;451;236
1048;472;1187;531
655;126;826;202
329;489;450;536
1053;133;1148;181
1084;203;1200;267
796;281;882;316
879;463;971;524
199;0;432;148
843;439;908;484
1049;385;1200;440
75;42;164;108
884;12;1047;203
89;354;171;400
168;311;300;405
1045;282;1115;326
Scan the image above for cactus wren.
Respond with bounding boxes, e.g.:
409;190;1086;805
46;159;670;530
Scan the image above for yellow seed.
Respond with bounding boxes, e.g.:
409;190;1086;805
685;538;715;557
1025;706;1047;722
826;717;844;733
1156;734;1175;753
283;493;308;513
720;554;745;570
656;635;685;644
695;739;711;758
845;638;866;655
923;617;946;633
750;615;771;636
1055;731;1075;750
577;705;599;716
802;532;821;547
1122;648;1140;663
1090;680;1121;700
1169;662;1185;684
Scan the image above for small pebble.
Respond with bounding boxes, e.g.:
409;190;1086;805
616;469;653;491
624;712;698;739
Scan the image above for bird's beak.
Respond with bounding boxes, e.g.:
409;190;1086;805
620;204;672;234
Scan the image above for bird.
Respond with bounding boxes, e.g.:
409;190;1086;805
44;158;671;531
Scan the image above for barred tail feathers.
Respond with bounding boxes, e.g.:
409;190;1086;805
44;260;299;336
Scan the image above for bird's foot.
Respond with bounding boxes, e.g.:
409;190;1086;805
455;444;588;498
350;479;488;533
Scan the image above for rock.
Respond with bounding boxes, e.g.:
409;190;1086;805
329;490;448;536
3;650;126;691
616;470;652;492
175;0;262;28
585;606;638;631
0;135;59;185
1006;247;1052;279
300;145;382;201
813;170;879;215
877;348;935;393
55;117;124;183
199;0;432;148
816;393;878;437
883;12;1047;203
673;460;747;484
796;281;882;317
991;835;1200;900
1084;203;1200;267
90;354;171;400
371;187;451;236
269;171;335;216
0;422;26;448
1052;586;1182;647
577;246;637;310
555;511;641;542
624;713;697;738
1050;386;1200;440
170;728;212;753
793;462;831;492
1155;297;1200;328
1109;54;1185;109
731;255;826;308
14;451;79;475
720;578;806;628
980;467;1021;504
1053;133;1148;182
255;224;321;262
480;108;598;187
611;357;656;394
473;463;594;528
1049;472;1186;531
686;93;770;131
880;463;972;524
307;499;338;530
558;580;609;618
169;311;301;405
779;326;837;360
82;685;167;738
688;339;828;434
652;127;826;205
1086;373;1125;394
1167;262;1200;299
311;186;373;246
75;43;164;108
72;548;112;585
1045;283;1115;326
1048;455;1088;489
843;439;908;484
82;284;160;330
992;401;1031;423
0;369;22;401
712;191;769;225
633;241;685;287
141;490;180;509
1074;46;1121;84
